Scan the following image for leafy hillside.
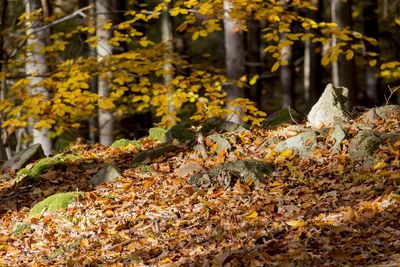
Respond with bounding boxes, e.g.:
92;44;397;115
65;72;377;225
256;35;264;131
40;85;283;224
0;108;399;266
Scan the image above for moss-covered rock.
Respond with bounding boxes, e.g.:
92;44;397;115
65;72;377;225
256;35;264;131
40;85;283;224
165;125;195;142
262;108;303;128
189;159;274;189
28;192;83;217
16;154;80;183
13;223;32;236
148;127;168;142
110;138;140;148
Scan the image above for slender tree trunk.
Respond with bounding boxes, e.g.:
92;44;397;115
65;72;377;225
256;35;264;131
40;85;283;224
161;3;175;126
331;0;357;109
0;0;8;160
363;0;382;106
81;0;98;144
223;0;245;123
280;37;295;108
304;0;323;110
245;19;262;107
96;0;113;145
25;0;52;155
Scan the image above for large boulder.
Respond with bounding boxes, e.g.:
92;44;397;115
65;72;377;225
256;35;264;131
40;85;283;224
275;131;317;157
362;105;400;124
188;159;274;189
348;130;383;161
348;130;400;162
307;83;350;128
1;144;44;173
89;164;122;185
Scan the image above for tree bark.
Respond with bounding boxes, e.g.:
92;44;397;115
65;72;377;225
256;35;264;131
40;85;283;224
161;3;175;126
0;0;8;160
304;0;323;111
96;0;113;145
280;37;295;108
245;19;262;108
363;0;382;105
25;0;52;155
331;0;357;109
223;0;245;123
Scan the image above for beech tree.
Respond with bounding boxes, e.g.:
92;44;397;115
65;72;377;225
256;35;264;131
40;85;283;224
25;0;52;155
96;0;113;145
223;0;246;123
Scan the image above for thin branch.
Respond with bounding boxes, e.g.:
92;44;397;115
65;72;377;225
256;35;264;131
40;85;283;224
10;6;92;58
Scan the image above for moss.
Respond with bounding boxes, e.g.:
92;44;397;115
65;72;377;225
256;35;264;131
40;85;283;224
28;192;83;217
110;138;140;148
148;127;167;142
13;223;32;236
167;125;195;142
139;164;152;173
16;154;81;182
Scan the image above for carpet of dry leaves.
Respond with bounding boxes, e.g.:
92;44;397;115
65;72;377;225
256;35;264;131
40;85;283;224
0;119;399;266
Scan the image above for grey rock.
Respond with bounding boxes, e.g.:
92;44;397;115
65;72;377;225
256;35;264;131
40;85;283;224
132;144;181;166
330;124;347;154
363;105;400;124
90;164;121;185
175;162;203;177
201;118;248;135
307;83;350;128
207;134;231;154
275;131;317;157
188;159;274;189
1;144;44;173
348;130;383;161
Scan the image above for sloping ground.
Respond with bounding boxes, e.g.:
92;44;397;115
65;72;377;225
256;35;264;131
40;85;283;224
0;119;399;266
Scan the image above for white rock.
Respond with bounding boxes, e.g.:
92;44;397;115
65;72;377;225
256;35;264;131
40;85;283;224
307;83;350;128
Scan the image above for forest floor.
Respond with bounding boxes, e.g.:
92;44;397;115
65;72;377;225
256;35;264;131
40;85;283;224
0;118;400;266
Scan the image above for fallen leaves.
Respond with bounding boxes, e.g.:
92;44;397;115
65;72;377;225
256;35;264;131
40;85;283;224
0;119;399;266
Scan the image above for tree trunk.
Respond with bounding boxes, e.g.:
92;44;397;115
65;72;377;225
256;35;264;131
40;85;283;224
331;0;357;109
304;0;323;110
245;19;262;108
161;3;175;126
0;0;8;160
96;0;113;145
363;0;382;106
25;0;52;155
280;37;295;108
223;0;245;123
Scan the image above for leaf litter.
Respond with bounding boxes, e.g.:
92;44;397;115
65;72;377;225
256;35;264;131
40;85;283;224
0;118;399;266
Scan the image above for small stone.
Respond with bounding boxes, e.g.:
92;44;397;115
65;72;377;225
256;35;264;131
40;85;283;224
175;162;203;177
275;131;317;157
207;134;231;154
330;125;347;154
132;145;182;166
1;144;44;173
90;164;122;185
